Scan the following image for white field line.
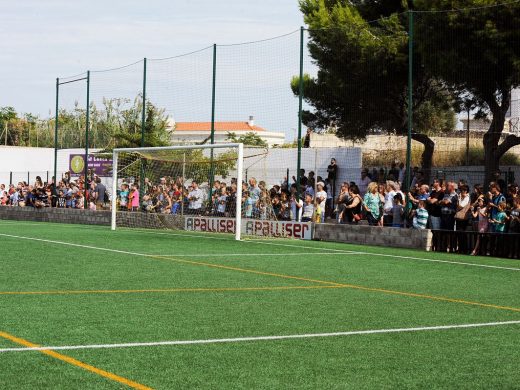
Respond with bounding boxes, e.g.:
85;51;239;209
1;221;519;272
151;252;356;257
1;320;519;353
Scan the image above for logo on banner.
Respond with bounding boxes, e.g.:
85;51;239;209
70;155;85;174
185;217;313;240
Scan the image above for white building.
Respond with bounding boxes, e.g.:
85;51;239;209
169;116;286;147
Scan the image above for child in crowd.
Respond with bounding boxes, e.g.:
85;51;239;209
391;193;404;228
243;191;254;218
128;184;140;211
412;200;429;229
56;190;66;208
471;198;489;256
290;193;303;221
300;193;315;222
509;197;520;233
489;201;508;233
119;183;129;211
75;193;84;209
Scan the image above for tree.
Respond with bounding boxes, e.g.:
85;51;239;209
293;0;457;182
226;131;268;147
94;96;171;151
414;0;520;185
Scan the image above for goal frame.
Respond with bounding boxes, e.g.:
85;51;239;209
111;143;244;240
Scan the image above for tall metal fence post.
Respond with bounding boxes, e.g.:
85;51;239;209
84;70;90;208
296;26;305;199
466;107;470;166
139;58;147;198
405;11;414;192
54;78;59;189
208;44;217;202
141;58;147;148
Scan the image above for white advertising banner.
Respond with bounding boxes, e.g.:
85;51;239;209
184;217;313;240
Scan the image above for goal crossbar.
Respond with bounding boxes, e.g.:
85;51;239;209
111;143;244;240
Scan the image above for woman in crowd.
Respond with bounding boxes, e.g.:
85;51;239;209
339;184;362;224
363;182;383;226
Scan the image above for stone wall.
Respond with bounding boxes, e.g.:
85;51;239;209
314;223;433;251
1;207;432;251
0;206;111;226
0;208;185;230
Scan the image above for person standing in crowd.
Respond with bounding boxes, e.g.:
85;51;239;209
383;181;397;226
455;184;471;230
327;158;338;206
300;193;315;222
363;182;382;226
440;181;458;231
391;193;405;228
335;182;351;223
489;201;508;233
119;183;129;211
315;181;327;223
128;184;139;211
412;200;429;229
339;184;362;224
487;182;506;232
187;181;203;215
427;179;445;230
358;169;371;196
56;190;66;208
93;177;106;210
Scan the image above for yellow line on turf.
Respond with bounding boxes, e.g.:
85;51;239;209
147;255;346;286
155;255;520;313
0;285;342;296
0;330;152;390
1;232;518;313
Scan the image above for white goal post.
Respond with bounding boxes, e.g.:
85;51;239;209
111;143;244;240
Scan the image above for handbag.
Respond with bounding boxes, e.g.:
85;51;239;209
455;203;472;221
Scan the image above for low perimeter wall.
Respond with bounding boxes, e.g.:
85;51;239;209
0;207;186;230
1;207;432;251
314;223;433;251
0;206;112;226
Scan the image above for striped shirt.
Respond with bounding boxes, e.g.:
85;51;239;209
413;207;429;229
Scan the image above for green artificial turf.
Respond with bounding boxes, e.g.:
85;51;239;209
0;220;518;389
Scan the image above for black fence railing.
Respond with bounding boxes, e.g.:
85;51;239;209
431;230;520;259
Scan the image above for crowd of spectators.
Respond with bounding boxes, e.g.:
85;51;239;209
0;170;108;210
2;162;519;241
336;166;520;237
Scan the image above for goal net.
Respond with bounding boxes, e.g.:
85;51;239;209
111;143;313;240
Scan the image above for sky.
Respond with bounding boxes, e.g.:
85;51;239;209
0;0;305;129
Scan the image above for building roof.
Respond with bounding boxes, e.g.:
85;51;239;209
174;122;266;132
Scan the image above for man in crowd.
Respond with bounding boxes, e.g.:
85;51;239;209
358;169;371;196
440;181;458;231
188;180;204;215
93;177;106;210
426;179;444;230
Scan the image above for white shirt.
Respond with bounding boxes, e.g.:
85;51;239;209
458;193;470;208
316;190;327;210
188;188;203;209
384;190;396;214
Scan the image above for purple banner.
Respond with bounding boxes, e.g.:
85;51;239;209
69;154;112;177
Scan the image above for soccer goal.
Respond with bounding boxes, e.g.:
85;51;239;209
111;143;316;241
111;143;244;240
